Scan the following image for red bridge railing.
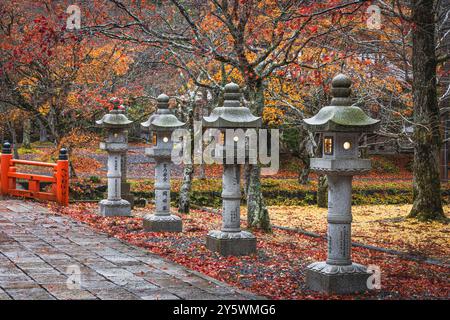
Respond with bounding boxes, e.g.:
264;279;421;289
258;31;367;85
0;142;69;206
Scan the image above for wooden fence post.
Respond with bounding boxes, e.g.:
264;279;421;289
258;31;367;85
0;142;12;196
56;148;69;206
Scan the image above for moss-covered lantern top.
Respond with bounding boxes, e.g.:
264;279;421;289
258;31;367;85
303;74;379;133
203;82;261;129
141;94;185;132
96;99;133;129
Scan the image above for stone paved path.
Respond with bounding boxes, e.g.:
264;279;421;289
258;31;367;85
0;200;259;300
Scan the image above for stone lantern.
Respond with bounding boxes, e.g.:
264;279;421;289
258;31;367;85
202;82;261;256
303;74;380;294
114;102;135;209
96;101;133;216
141;94;185;232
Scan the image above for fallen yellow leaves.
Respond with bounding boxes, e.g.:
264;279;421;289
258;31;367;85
243;205;450;263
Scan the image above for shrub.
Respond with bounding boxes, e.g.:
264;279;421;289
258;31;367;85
89;176;101;183
71;178;450;207
371;157;400;174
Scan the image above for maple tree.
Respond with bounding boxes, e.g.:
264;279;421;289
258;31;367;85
95;0;376;230
0;0;140;150
0;0;448;223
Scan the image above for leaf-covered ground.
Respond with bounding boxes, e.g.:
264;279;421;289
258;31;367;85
242;205;450;264
51;203;449;300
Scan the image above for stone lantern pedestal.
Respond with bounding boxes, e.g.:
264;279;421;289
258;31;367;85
120;134;134;208
206;164;257;256
303;74;380;294
203;83;261;256
141;94;185;232
96;104;133;217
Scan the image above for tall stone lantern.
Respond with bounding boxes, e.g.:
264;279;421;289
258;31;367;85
303;74;380;294
203;82;261;256
96;102;133;217
107;98;135;208
141;94;185;232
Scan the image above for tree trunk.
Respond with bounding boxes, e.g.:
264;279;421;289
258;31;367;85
247;164;271;231
297;126;317;184
198;163;206;180
178;101;195;214
22;118;31;149
317;175;328;208
38;119;48;142
7;121;19;159
298;167;310;185
198;86;207;181
178;164;194;213
246;80;271;231
48;109;59;144
408;0;446;221
243;163;250;197
69;161;77;178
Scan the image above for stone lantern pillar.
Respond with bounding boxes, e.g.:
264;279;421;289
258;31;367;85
303;74;380;294
141;94;185;232
202;83;261;256
96;102;133;217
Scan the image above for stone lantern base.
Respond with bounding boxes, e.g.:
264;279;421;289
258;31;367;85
306;261;371;294
206;230;256;256
143;214;182;232
99;199;131;217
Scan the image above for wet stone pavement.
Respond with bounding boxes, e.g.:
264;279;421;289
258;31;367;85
0;200;259;300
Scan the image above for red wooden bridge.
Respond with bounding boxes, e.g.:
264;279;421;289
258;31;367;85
0;142;69;206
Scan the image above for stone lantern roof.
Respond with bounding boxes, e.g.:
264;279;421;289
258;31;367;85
203;82;261;129
96;101;133;129
141;94;185;131
303;74;379;132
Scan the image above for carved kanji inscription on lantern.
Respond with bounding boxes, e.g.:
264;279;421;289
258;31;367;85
304;74;380;294
141;93;184;232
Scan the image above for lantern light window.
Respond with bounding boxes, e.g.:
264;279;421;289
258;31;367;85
324;136;334;155
343;141;352;150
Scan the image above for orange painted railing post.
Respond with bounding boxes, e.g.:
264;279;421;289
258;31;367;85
9;166;16;191
56;148;69;206
1;142;12;195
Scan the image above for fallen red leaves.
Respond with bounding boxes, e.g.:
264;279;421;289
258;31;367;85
51;203;449;300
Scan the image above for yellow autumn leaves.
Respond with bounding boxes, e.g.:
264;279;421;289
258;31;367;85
242;205;450;263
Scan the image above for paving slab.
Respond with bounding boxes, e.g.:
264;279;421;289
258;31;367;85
0;199;260;300
6;287;55;300
0;289;11;300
